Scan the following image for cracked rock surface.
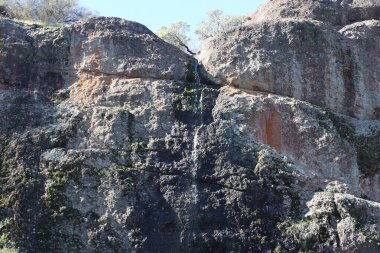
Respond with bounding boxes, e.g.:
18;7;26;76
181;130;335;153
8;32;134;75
0;1;380;252
199;1;380;119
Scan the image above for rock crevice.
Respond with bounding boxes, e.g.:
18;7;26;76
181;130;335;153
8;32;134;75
0;1;379;252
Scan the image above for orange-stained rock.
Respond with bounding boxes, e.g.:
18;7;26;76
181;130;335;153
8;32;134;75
214;86;380;201
257;109;283;152
69;73;112;103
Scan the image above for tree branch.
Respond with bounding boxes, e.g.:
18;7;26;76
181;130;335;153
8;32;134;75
174;35;196;55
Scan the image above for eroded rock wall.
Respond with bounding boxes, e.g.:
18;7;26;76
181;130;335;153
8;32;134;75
0;2;379;252
197;0;380;251
198;19;380;119
248;0;380;26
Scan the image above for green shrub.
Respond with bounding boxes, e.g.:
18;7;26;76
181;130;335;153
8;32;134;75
0;0;91;24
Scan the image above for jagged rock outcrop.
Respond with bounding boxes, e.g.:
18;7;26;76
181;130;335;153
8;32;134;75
0;1;379;253
198;0;380;218
197;0;380;251
215;85;380;201
199;1;380;120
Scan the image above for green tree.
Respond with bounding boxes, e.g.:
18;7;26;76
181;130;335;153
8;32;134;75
38;0;91;23
155;21;195;55
155;9;243;53
195;9;243;40
0;0;91;24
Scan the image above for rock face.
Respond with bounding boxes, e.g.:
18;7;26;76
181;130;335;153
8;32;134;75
70;18;192;81
248;0;380;26
0;17;193;92
199;1;380;119
0;2;380;253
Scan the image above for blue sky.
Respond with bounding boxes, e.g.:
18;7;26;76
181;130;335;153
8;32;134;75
79;0;266;32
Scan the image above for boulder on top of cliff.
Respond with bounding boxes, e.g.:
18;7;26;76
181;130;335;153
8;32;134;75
69;17;193;81
0;17;195;93
67;17;204;103
248;0;380;26
199;8;380;119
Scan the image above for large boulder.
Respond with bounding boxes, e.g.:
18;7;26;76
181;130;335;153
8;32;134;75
199;7;380;119
0;17;195;93
69;17;193;81
248;0;380;26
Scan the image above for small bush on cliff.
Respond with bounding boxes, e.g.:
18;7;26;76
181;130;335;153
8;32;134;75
0;0;91;24
195;9;242;40
155;9;242;54
155;21;195;55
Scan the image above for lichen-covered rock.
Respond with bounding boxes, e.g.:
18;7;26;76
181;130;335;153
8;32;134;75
214;86;380;201
0;19;69;92
294;192;380;252
248;0;380;26
1;17;305;252
0;2;380;253
198;19;380;119
0;17;196;93
69;17;193;81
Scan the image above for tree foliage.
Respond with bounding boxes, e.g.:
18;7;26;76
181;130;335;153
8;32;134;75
195;9;243;40
155;21;195;54
155;9;243;53
0;0;91;23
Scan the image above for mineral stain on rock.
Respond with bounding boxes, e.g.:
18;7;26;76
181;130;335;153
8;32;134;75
0;0;380;252
258;109;283;152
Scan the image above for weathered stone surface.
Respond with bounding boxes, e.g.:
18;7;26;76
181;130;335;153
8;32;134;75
0;17;194;93
215;86;380;201
69;17;193;81
0;19;68;92
300;192;380;252
198;19;380;119
0;2;380;253
248;0;380;26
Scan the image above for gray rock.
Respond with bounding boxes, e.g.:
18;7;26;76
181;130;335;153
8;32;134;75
0;17;194;93
69;17;193;81
198;19;380;119
248;0;380;26
303;192;380;252
0;3;379;253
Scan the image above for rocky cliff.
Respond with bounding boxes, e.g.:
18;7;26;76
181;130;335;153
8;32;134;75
0;0;379;252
